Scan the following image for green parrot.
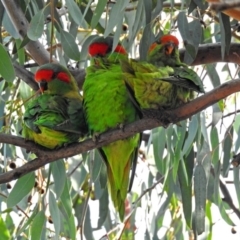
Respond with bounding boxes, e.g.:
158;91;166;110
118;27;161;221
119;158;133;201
120;34;204;110
83;36;141;221
147;34;204;103
22;63;88;149
120;59;180;109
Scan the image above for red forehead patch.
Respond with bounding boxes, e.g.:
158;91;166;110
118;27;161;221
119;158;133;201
114;44;127;55
160;35;179;46
35;69;54;82
56;72;70;83
88;42;109;56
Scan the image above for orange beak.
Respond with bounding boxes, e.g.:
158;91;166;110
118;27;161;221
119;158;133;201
39;81;48;93
165;43;175;55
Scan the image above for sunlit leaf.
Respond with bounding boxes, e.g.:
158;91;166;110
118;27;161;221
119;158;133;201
7;172;35;208
30;211;45;240
0;216;10;240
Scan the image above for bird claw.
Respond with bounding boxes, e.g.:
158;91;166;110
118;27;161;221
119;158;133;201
92;132;100;142
118;123;124;131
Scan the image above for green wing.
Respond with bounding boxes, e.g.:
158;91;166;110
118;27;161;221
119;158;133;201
22;93;88;149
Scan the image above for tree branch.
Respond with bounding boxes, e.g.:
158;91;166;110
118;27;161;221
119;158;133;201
0;79;240;184
2;0;50;65
179;43;240;65
13;42;240;91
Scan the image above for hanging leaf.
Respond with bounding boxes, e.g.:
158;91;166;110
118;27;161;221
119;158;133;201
7;172;35;208
60;30;80;60
49;191;60;236
27;9;44;41
52;159;67;199
0;44;15;82
65;0;87;28
194;164;207;235
30;211;45;240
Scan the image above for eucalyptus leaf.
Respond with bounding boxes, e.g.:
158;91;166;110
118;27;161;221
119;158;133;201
0;43;15;82
7;172;35;208
27;9;44;41
60;30;80;60
49;191;60;236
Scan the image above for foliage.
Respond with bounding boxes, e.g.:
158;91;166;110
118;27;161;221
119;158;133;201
0;0;240;239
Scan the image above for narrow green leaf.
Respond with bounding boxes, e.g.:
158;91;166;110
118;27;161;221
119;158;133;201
97;187;109;228
15;39;25;65
92;150;103;183
49;191;60;236
52;160;66;199
233;168;240;209
178;11;190;41
0;216;10;240
173;122;186;181
233;114;240;152
182;115;198;155
206;64;221;88
178;158;192;228
15;205;39;238
139;25;154;61
143;0;152;24
210;127;219;165
60;30;80;60
129;0;144;44
27;9;44;41
30;211;45;240
205;201;213;240
152;127;166;174
0;43;15;82
222;126;233;177
65;0;87;28
219;12;231;59
212;103;222;127
7;172;35;208
104;0;130;37
60;180;72;218
194;164;207;235
91;0;108;28
3;11;19;39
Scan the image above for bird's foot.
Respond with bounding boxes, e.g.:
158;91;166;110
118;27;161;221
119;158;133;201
92;132;100;142
118;123;124;132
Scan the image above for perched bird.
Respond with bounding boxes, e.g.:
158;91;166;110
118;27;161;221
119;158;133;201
120;59;179;109
83;36;141;221
22;63;88;149
147;34;204;103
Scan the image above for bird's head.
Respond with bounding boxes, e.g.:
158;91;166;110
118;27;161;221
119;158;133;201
35;63;79;95
148;34;180;67
88;36;127;61
149;34;179;56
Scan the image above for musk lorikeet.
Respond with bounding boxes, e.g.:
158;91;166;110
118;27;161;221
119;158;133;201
120;59;180;109
147;34;204;103
83;36;141;221
22;63;88;149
